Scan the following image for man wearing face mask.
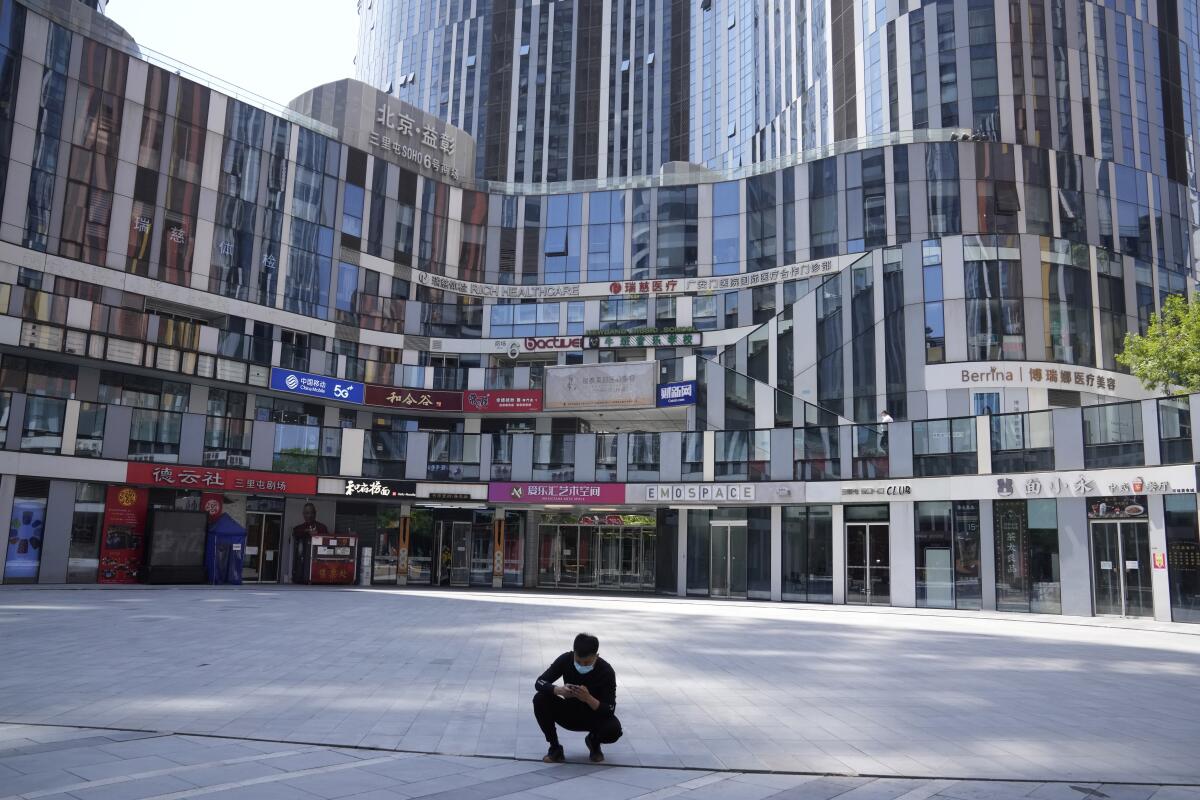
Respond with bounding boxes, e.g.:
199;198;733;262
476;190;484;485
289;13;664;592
532;632;622;763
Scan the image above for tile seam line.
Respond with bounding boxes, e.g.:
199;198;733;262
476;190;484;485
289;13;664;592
1;721;1197;788
0;746;322;800
4;586;1197;639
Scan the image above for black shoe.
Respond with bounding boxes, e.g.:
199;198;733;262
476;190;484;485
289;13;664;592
542;744;565;763
585;733;604;763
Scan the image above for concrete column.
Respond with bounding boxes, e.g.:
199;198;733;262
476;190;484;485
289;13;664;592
832;503;846;604
676;509;687;597
770;505;782;601
0;473;15;579
975;416;992;474
890;501;916;607
5;394;26;451
1058;497;1093;617
339;428;365;477
1147;494;1171;622
37;480;76;584
1141;399;1161;466
61;399;80;456
249;420;276;471
101;405;132;462
405;432;429;480
979;500;997;610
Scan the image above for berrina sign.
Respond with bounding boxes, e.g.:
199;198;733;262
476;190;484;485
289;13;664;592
924;362;1153;399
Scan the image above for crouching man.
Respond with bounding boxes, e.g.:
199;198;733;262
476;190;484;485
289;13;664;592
532;632;622;763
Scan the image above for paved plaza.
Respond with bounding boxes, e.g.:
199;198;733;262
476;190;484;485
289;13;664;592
1;588;1199;798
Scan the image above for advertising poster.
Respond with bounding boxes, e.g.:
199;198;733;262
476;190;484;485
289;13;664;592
98;486;149;584
5;500;47;582
543;362;657;411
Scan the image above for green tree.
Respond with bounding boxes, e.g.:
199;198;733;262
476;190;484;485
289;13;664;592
1116;294;1200;394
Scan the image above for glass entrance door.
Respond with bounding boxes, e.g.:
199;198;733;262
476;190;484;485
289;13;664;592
710;521;747;598
1091;521;1152;617
846;523;890;605
469;521;493;586
244;512;282;583
372;529;399;584
449;521;470;586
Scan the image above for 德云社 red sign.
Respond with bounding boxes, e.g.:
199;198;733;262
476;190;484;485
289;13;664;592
126;463;317;495
364;386;463;411
464;390;542;413
363;386;543;413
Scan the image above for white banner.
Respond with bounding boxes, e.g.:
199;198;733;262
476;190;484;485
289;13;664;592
401;253;858;301
544;361;658;410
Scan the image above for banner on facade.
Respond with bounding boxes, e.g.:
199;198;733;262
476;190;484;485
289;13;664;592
488;482;627;504
270;367;364;404
544;362;657;411
463;389;543;413
126;464;317;495
98;486;149;584
924;362;1155;400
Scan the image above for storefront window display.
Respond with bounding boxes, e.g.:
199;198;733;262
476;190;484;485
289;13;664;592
915;501;981;609
67;482;106;583
993;499;1061;614
1165;493;1200;623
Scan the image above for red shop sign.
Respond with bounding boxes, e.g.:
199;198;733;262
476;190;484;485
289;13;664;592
463;389;543;413
126;463;317;495
364;385;464;411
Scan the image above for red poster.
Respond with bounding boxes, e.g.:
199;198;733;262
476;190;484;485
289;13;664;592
126;463;317;495
463;390;543;413
363;385;463;411
98;486;148;584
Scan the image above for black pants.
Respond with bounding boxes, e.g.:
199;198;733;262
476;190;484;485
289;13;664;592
532;692;623;746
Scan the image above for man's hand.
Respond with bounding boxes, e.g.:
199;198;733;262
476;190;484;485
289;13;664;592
570;684;600;711
553;685;572;698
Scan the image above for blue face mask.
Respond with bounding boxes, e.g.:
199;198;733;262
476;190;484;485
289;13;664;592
574;660;594;674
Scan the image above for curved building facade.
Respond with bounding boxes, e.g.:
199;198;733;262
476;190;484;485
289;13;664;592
0;0;1197;622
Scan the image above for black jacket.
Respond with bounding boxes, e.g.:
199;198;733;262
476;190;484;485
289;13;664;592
534;652;617;718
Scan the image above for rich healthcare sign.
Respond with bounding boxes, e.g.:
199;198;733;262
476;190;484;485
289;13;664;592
270;368;364;404
488;482;627;504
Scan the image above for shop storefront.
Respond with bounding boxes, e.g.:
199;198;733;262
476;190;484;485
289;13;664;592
535;512;657;590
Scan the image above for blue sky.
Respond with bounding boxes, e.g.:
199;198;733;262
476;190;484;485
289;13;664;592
107;0;359;106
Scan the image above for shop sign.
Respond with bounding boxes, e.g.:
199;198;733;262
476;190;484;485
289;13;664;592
608;256;848;295
1153;551;1167;570
371;104;460;180
489;482;627;504
924;362;1153;399
464;389;543;413
270;367;364;404
842;485;913;496
644;484;756;502
544;361;657;411
587;332;701;349
1088;495;1148;519
343;480;417;498
364;385;463;411
657;381;697;407
126;463;318;495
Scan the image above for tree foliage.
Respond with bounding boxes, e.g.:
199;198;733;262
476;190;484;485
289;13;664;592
1116;294;1200;394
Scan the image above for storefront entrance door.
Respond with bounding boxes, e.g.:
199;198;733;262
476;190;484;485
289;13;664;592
710;521;747;598
1091;521;1152;617
846;523;890;605
449;521;471;586
244;512;282;583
